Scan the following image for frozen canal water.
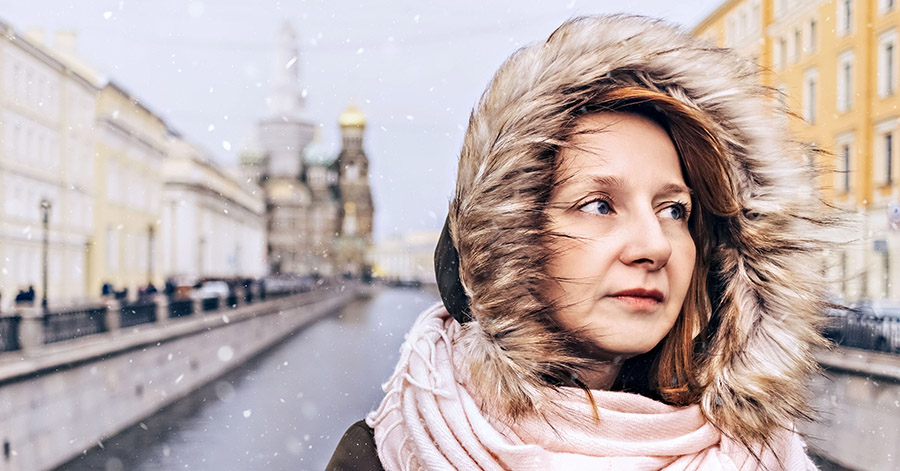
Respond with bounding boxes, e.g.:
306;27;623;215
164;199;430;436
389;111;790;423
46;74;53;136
56;287;438;471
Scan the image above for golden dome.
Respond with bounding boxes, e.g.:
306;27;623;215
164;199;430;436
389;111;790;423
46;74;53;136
338;105;366;128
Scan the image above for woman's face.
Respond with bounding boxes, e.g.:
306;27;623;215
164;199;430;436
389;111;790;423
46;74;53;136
545;112;696;362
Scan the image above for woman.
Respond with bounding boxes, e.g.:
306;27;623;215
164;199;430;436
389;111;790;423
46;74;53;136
328;14;839;470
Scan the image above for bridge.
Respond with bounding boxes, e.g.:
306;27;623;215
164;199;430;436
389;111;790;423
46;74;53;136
0;287;896;470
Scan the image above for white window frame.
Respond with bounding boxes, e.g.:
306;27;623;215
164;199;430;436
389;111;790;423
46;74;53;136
878;30;898;98
726;16;736;48
807;17;818;53
107;226;119;271
874;119;897;186
775;0;787;17
802;68;818;124
751;0;761;33
837;0;854;37
835;132;855;193
837;50;854;113
879;0;895;14
773;39;782;70
792;28;803;62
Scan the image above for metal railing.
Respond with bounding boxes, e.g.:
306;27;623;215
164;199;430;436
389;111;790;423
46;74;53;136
0;316;21;352
168;299;194;318
43;307;108;344
0;278;350;354
119;302;157;328
824;310;900;353
201;297;220;312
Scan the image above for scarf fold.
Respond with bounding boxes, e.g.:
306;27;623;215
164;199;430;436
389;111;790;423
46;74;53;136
367;303;815;471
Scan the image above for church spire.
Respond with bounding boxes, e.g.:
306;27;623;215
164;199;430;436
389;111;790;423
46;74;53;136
267;22;306;118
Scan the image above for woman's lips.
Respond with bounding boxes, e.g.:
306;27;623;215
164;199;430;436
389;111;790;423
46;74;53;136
608;288;664;311
611;295;661;310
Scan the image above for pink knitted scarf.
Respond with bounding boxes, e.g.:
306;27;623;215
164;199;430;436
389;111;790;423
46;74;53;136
367;303;816;471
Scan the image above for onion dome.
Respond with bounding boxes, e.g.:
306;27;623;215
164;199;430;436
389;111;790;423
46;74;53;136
338;104;366;128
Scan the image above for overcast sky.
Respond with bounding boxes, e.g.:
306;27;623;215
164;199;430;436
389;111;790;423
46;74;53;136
0;0;723;242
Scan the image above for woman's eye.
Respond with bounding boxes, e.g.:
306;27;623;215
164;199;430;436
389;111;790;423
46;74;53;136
579;199;612;215
660;203;688;221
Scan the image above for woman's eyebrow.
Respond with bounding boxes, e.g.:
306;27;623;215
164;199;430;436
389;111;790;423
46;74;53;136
563;174;624;191
657;183;693;197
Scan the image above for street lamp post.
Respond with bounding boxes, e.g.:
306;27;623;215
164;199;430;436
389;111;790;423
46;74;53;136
40;199;51;311
148;223;155;285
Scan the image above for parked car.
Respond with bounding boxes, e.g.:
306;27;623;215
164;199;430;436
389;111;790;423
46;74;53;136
191;281;230;300
848;300;900;353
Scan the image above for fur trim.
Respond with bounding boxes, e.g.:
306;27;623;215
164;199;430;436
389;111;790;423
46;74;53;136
450;15;841;444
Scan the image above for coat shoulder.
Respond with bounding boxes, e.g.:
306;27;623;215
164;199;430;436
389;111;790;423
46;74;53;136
325;420;384;471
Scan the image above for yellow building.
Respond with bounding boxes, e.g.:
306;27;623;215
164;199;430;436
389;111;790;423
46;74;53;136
695;0;900;301
88;82;167;298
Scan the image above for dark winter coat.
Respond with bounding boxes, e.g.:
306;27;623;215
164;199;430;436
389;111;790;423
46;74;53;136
325;420;382;471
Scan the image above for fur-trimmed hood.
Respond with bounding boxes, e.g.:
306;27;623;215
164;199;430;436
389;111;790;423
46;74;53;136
447;15;840;445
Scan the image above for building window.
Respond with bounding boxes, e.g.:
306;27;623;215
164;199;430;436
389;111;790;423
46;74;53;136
875;122;896;186
751;1;761;31
779;37;787;69
840;251;848;296
793;28;802;61
880;248;891;298
881;0;895;14
879;30;897;97
837;51;854;113
802;68;818;124
107;226;119;271
725;17;734;47
888;133;894;185
739;10;748;40
837;0;853;36
775;0;787;17
838;142;852;192
808;18;818;53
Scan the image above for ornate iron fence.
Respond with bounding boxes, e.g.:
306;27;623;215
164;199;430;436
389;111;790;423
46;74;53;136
0;316;21;352
201;297;219;312
119;302;157;328
824;309;900;353
168;299;194;318
43;307;108;344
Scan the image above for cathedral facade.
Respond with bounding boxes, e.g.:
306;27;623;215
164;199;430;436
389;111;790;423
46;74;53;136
241;23;373;277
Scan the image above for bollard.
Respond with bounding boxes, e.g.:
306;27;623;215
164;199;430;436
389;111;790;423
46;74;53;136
155;295;170;324
16;306;45;355
193;298;204;315
104;298;121;334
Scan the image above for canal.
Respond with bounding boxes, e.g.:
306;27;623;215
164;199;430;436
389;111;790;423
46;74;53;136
55;287;438;471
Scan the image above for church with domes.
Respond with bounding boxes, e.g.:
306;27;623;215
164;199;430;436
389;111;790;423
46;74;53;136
240;23;373;277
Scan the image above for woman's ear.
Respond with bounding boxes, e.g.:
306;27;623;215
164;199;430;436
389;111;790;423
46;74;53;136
434;215;472;323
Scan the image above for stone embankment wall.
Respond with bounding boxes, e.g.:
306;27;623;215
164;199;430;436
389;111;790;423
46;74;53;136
0;286;367;471
803;348;900;471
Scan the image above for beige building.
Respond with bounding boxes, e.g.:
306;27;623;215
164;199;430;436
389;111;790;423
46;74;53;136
87;82;168;298
695;0;900;301
0;23;99;309
372;231;440;284
161;137;267;282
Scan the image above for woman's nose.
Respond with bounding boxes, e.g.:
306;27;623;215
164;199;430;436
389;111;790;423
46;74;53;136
619;212;672;270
